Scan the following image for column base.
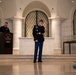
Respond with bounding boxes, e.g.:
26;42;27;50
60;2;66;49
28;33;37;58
13;48;19;55
54;48;61;55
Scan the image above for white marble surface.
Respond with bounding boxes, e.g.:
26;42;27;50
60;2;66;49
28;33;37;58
19;37;54;55
0;61;75;75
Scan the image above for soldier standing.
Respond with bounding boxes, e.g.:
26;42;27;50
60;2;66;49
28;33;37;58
33;20;45;63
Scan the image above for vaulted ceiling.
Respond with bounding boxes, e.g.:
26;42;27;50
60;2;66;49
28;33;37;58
0;0;17;18
0;0;76;18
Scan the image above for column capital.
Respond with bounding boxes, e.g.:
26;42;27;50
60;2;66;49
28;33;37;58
48;16;66;21
12;16;25;20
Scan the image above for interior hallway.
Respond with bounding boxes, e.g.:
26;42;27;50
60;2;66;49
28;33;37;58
0;59;76;75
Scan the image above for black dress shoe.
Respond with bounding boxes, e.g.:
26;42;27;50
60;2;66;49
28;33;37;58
33;61;36;63
38;60;42;62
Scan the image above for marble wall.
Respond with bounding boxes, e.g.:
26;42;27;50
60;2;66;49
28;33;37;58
61;18;76;54
19;37;54;55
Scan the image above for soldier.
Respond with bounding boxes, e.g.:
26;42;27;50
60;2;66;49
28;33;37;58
33;20;45;63
0;22;10;33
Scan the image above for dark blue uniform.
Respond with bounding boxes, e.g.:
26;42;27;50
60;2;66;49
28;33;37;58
33;25;45;62
0;26;10;33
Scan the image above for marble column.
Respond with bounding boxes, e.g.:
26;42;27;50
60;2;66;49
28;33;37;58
49;17;62;55
13;16;24;55
49;19;52;37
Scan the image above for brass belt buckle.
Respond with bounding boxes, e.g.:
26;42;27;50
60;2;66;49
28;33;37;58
39;32;41;34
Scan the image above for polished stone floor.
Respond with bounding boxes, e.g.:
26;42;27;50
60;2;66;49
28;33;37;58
0;60;76;75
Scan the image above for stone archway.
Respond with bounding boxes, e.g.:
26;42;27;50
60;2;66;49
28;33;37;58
0;8;3;18
22;1;51;37
22;1;51;17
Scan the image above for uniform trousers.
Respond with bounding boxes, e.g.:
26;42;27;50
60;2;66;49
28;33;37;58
34;41;43;62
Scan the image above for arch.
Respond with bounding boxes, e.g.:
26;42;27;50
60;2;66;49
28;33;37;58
70;7;76;35
22;1;51;18
70;7;76;19
0;7;3;18
72;8;76;35
0;0;17;18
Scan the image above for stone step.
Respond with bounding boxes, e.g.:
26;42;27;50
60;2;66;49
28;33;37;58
0;54;76;61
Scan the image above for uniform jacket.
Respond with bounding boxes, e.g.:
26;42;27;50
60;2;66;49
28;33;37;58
0;26;10;33
33;25;45;42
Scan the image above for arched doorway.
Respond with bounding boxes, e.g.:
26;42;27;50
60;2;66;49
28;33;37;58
73;9;76;35
25;10;49;37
